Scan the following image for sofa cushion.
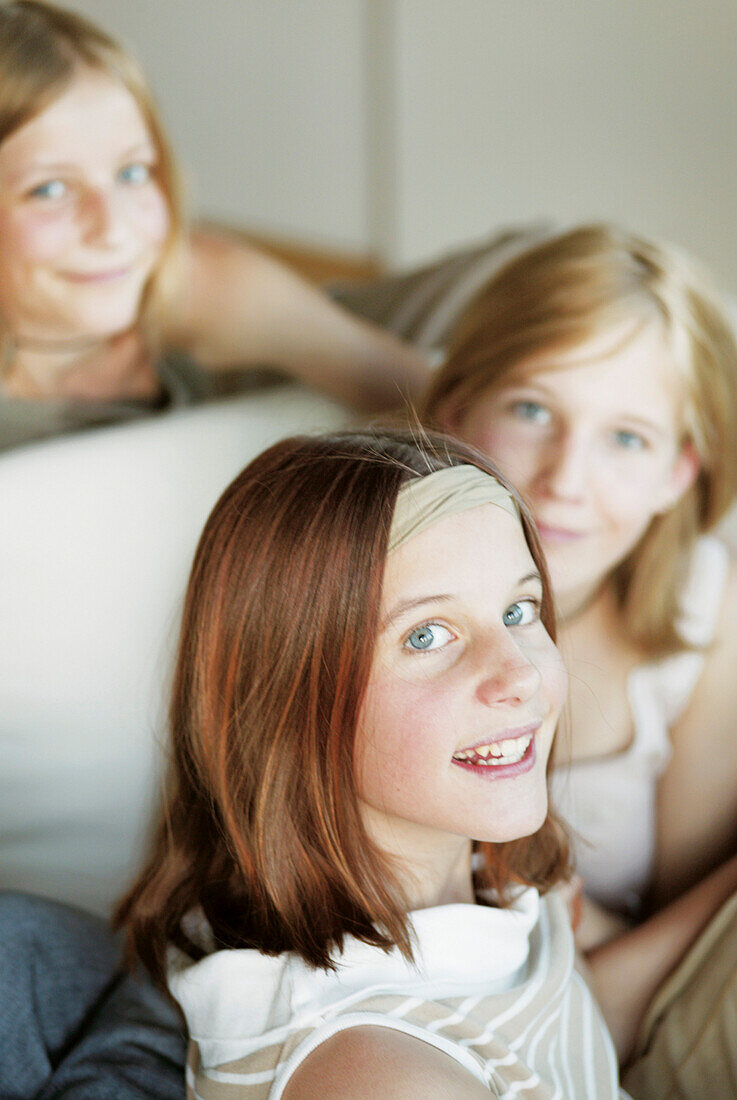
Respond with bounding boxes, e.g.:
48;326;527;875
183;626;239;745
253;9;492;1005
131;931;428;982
0;383;350;915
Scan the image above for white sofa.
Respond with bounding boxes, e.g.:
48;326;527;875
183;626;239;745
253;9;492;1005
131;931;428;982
0;384;351;916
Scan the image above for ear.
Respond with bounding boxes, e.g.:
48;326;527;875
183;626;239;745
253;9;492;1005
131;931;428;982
656;441;701;514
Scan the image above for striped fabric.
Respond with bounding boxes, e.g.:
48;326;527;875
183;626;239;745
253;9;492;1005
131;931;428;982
170;890;628;1098
330;224;551;352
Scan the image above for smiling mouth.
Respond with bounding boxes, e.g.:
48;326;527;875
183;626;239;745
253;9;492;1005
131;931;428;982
535;523;587;543
60;267;135;284
452;728;536;768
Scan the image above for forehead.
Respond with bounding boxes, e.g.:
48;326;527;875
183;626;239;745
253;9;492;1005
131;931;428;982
0;67;152;182
381;503;535;610
503;318;685;425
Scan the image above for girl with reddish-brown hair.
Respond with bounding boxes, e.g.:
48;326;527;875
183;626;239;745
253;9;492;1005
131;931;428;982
114;428;737;1099
118;429;568;977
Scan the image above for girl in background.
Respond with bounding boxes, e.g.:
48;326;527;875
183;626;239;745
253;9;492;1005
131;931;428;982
421;224;737;947
0;1;425;451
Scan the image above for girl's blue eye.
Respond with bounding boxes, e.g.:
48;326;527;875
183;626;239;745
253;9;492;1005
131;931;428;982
404;623;454;652
502;599;539;627
117;162;152;186
613;429;647;451
28;179;67;200
512;400;551;425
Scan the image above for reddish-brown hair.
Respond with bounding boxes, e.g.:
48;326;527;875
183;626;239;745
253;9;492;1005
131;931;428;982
117;429;569;988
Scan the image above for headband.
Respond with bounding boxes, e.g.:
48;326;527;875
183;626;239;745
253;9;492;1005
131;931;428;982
388;464;520;554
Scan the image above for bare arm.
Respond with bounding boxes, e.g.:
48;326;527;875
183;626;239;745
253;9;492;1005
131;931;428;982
282;1025;492;1099
650;561;737;908
586;854;737;1063
167;229;431;412
575;893;632;953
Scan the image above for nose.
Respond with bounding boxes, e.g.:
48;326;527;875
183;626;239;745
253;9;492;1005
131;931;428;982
81;187;128;248
475;630;542;708
534;428;589;501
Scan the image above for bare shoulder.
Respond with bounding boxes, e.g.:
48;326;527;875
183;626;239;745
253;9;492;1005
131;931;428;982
184;227;276;309
166;226;427;405
168;227;320;364
714;555;737;644
696;554;737;678
281;1025;492;1100
188;226;276;276
652;551;737;899
675;554;737;721
166;227;274;327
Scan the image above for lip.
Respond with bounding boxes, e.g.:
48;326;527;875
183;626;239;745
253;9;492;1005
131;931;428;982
535;522;588;544
451;735;537;780
60;267;135;284
455;722;541;756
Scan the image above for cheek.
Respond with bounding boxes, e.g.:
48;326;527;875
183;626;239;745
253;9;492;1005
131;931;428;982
0;206;77;267
596;457;675;526
355;675;400;792
129;186;170;248
356;670;450;798
460;416;542;489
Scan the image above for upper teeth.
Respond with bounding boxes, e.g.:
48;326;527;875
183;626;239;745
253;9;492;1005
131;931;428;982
453;733;533;766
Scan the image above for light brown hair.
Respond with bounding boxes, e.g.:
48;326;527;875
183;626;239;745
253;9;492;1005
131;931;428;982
423;224;737;656
0;0;185;343
117;429;570;988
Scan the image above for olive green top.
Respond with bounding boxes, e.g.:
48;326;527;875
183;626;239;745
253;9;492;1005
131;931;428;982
0;351;271;453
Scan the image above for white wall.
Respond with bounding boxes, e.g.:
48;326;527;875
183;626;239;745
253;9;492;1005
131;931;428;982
65;0;737;292
388;1;737;289
67;0;372;253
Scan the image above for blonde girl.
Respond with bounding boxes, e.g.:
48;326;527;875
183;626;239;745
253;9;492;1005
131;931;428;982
0;1;425;449
422;224;737;940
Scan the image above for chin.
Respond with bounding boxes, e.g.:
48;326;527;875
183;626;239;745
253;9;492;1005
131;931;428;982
477;798;549;844
69;297;144;338
51;270;148;334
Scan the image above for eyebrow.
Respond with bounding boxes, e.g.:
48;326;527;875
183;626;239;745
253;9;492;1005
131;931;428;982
503;382;671;438
381;593;454;631
609;415;669;438
381;570;542;630
4;143;157;186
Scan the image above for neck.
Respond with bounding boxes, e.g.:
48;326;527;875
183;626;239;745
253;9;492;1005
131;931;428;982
361;805;475;910
4;335;106;392
403;846;475;911
11;331;111;355
1;328;159;401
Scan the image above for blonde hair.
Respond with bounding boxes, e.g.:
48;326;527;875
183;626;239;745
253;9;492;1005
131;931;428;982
423;224;737;656
0;0;185;346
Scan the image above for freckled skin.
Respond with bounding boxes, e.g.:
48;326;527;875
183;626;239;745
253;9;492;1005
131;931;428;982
356;504;566;895
0;67;169;341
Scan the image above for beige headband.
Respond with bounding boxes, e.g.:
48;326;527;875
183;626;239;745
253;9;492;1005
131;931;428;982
388;464;520;554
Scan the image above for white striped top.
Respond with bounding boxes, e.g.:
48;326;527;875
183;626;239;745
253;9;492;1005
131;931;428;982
169;888;628;1098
